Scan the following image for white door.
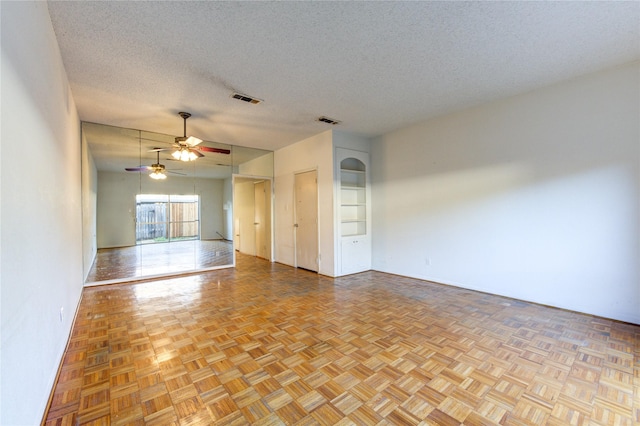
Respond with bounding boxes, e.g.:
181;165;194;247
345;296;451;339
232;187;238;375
295;170;318;272
254;181;267;260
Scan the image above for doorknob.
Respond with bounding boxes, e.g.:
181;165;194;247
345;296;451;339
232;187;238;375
294;224;299;228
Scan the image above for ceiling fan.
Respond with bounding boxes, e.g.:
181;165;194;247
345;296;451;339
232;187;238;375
171;112;231;161
125;148;185;180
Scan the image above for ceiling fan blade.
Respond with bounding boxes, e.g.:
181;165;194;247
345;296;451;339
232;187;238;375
198;146;231;155
190;148;205;158
167;170;187;176
125;166;151;172
185;136;203;147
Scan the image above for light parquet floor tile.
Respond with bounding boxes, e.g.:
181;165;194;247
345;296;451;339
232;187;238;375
45;254;639;425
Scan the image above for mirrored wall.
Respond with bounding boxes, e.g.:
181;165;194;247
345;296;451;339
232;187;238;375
81;121;273;285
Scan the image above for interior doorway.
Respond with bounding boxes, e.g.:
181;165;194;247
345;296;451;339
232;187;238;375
254;181;268;259
233;176;272;261
294;170;318;272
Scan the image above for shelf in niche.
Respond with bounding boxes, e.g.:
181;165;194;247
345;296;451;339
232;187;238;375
338;151;370;272
341;220;365;236
340;169;365;191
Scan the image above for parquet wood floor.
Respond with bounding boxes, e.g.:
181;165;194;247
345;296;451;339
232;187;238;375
85;240;234;284
46;254;639;425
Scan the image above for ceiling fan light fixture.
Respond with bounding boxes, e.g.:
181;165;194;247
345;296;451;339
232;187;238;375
149;162;167;180
172;147;198;162
149;170;167;180
126;148;174;180
172;112;203;161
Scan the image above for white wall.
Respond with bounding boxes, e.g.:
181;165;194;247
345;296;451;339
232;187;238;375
333;130;371;153
1;2;83;424
274;130;335;275
196;178;225;241
96;171;141;247
371;61;640;324
97;171;226;248
222;177;233;241
238;151;274;177
82;132;98;280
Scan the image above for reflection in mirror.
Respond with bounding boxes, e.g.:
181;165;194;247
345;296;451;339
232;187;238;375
233;176;273;262
81;121;273;285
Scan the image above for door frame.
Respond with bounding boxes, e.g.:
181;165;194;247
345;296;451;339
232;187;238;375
293;168;320;272
254;180;269;260
232;174;274;262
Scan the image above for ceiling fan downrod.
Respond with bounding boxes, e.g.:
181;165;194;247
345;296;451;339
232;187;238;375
179;111;191;138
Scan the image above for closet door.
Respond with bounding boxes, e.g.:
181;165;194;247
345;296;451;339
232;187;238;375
254;181;267;259
295;170;318;272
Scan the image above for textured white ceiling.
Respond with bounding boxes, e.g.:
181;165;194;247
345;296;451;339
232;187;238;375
48;1;640;152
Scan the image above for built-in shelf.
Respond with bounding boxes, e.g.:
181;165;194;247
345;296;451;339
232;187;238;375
337;149;371;276
340;162;366;238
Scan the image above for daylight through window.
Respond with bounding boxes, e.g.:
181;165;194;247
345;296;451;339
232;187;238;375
135;194;199;244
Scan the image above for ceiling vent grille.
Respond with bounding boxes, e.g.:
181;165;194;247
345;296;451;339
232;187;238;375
317;116;341;125
231;92;262;104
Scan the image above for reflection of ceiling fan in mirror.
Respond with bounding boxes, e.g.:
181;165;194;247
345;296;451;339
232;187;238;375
125;148;185;180
171;112;231;161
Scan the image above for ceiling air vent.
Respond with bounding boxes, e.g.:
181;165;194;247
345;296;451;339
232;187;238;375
231;92;263;104
317;116;341;125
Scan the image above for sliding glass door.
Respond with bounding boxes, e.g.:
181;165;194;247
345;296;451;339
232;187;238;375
136;194;199;244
